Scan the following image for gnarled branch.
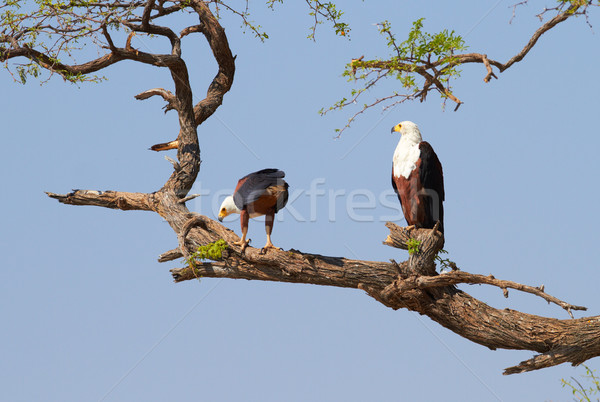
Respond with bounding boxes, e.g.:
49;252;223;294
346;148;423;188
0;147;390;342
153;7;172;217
135;88;179;113
412;270;586;317
45;190;155;211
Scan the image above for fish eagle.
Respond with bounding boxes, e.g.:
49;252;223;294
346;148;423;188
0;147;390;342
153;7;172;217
391;121;444;233
218;168;289;253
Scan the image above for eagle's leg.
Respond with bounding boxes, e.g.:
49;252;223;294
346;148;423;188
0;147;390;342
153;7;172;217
260;210;281;254
233;209;250;252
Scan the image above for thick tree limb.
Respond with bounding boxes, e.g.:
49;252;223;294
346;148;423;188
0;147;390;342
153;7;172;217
45;190;155;211
146;0;235;152
170;248;396;288
189;0;236;127
141;0;156;29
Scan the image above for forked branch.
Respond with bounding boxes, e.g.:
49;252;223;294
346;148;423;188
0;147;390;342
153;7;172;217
412;271;586;318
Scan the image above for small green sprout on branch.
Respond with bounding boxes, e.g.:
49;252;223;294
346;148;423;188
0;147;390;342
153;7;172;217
186;239;229;268
406;238;422;255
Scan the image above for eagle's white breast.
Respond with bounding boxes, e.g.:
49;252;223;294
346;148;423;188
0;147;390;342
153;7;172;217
393;140;421;179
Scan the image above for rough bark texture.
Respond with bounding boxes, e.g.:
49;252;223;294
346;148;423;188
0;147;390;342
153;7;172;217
7;0;599;376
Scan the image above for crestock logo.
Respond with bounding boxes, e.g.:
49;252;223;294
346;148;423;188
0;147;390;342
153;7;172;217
189;178;441;224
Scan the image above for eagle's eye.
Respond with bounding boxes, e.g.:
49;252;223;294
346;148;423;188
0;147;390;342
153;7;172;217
220;208;226;213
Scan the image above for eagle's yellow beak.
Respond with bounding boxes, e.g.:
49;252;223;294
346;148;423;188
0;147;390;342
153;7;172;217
391;124;402;134
218;209;228;222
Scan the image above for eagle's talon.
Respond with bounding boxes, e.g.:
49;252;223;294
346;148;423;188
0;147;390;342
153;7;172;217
259;244;281;254
233;239;250;252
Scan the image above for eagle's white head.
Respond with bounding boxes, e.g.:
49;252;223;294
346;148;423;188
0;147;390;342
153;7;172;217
391;121;422;145
218;195;241;222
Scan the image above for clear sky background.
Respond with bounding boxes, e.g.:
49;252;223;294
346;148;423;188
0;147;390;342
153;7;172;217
2;1;600;401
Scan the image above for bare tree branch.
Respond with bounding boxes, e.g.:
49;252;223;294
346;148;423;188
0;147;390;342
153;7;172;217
189;0;236;127
141;0;156;28
502;2;582;70
45;190;155;211
158;247;183;263
135;88;179;113
399;271;586;317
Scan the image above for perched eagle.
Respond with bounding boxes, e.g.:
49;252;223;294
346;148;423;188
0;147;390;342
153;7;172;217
218;168;289;253
391;121;444;233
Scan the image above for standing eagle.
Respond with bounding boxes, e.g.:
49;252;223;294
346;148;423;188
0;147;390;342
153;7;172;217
218;168;289;253
391;121;444;233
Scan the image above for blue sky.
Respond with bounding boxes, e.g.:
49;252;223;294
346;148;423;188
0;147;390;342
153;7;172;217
2;1;600;401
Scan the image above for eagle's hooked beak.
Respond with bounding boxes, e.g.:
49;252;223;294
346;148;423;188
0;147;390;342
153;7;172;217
218;214;225;222
391;124;401;134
